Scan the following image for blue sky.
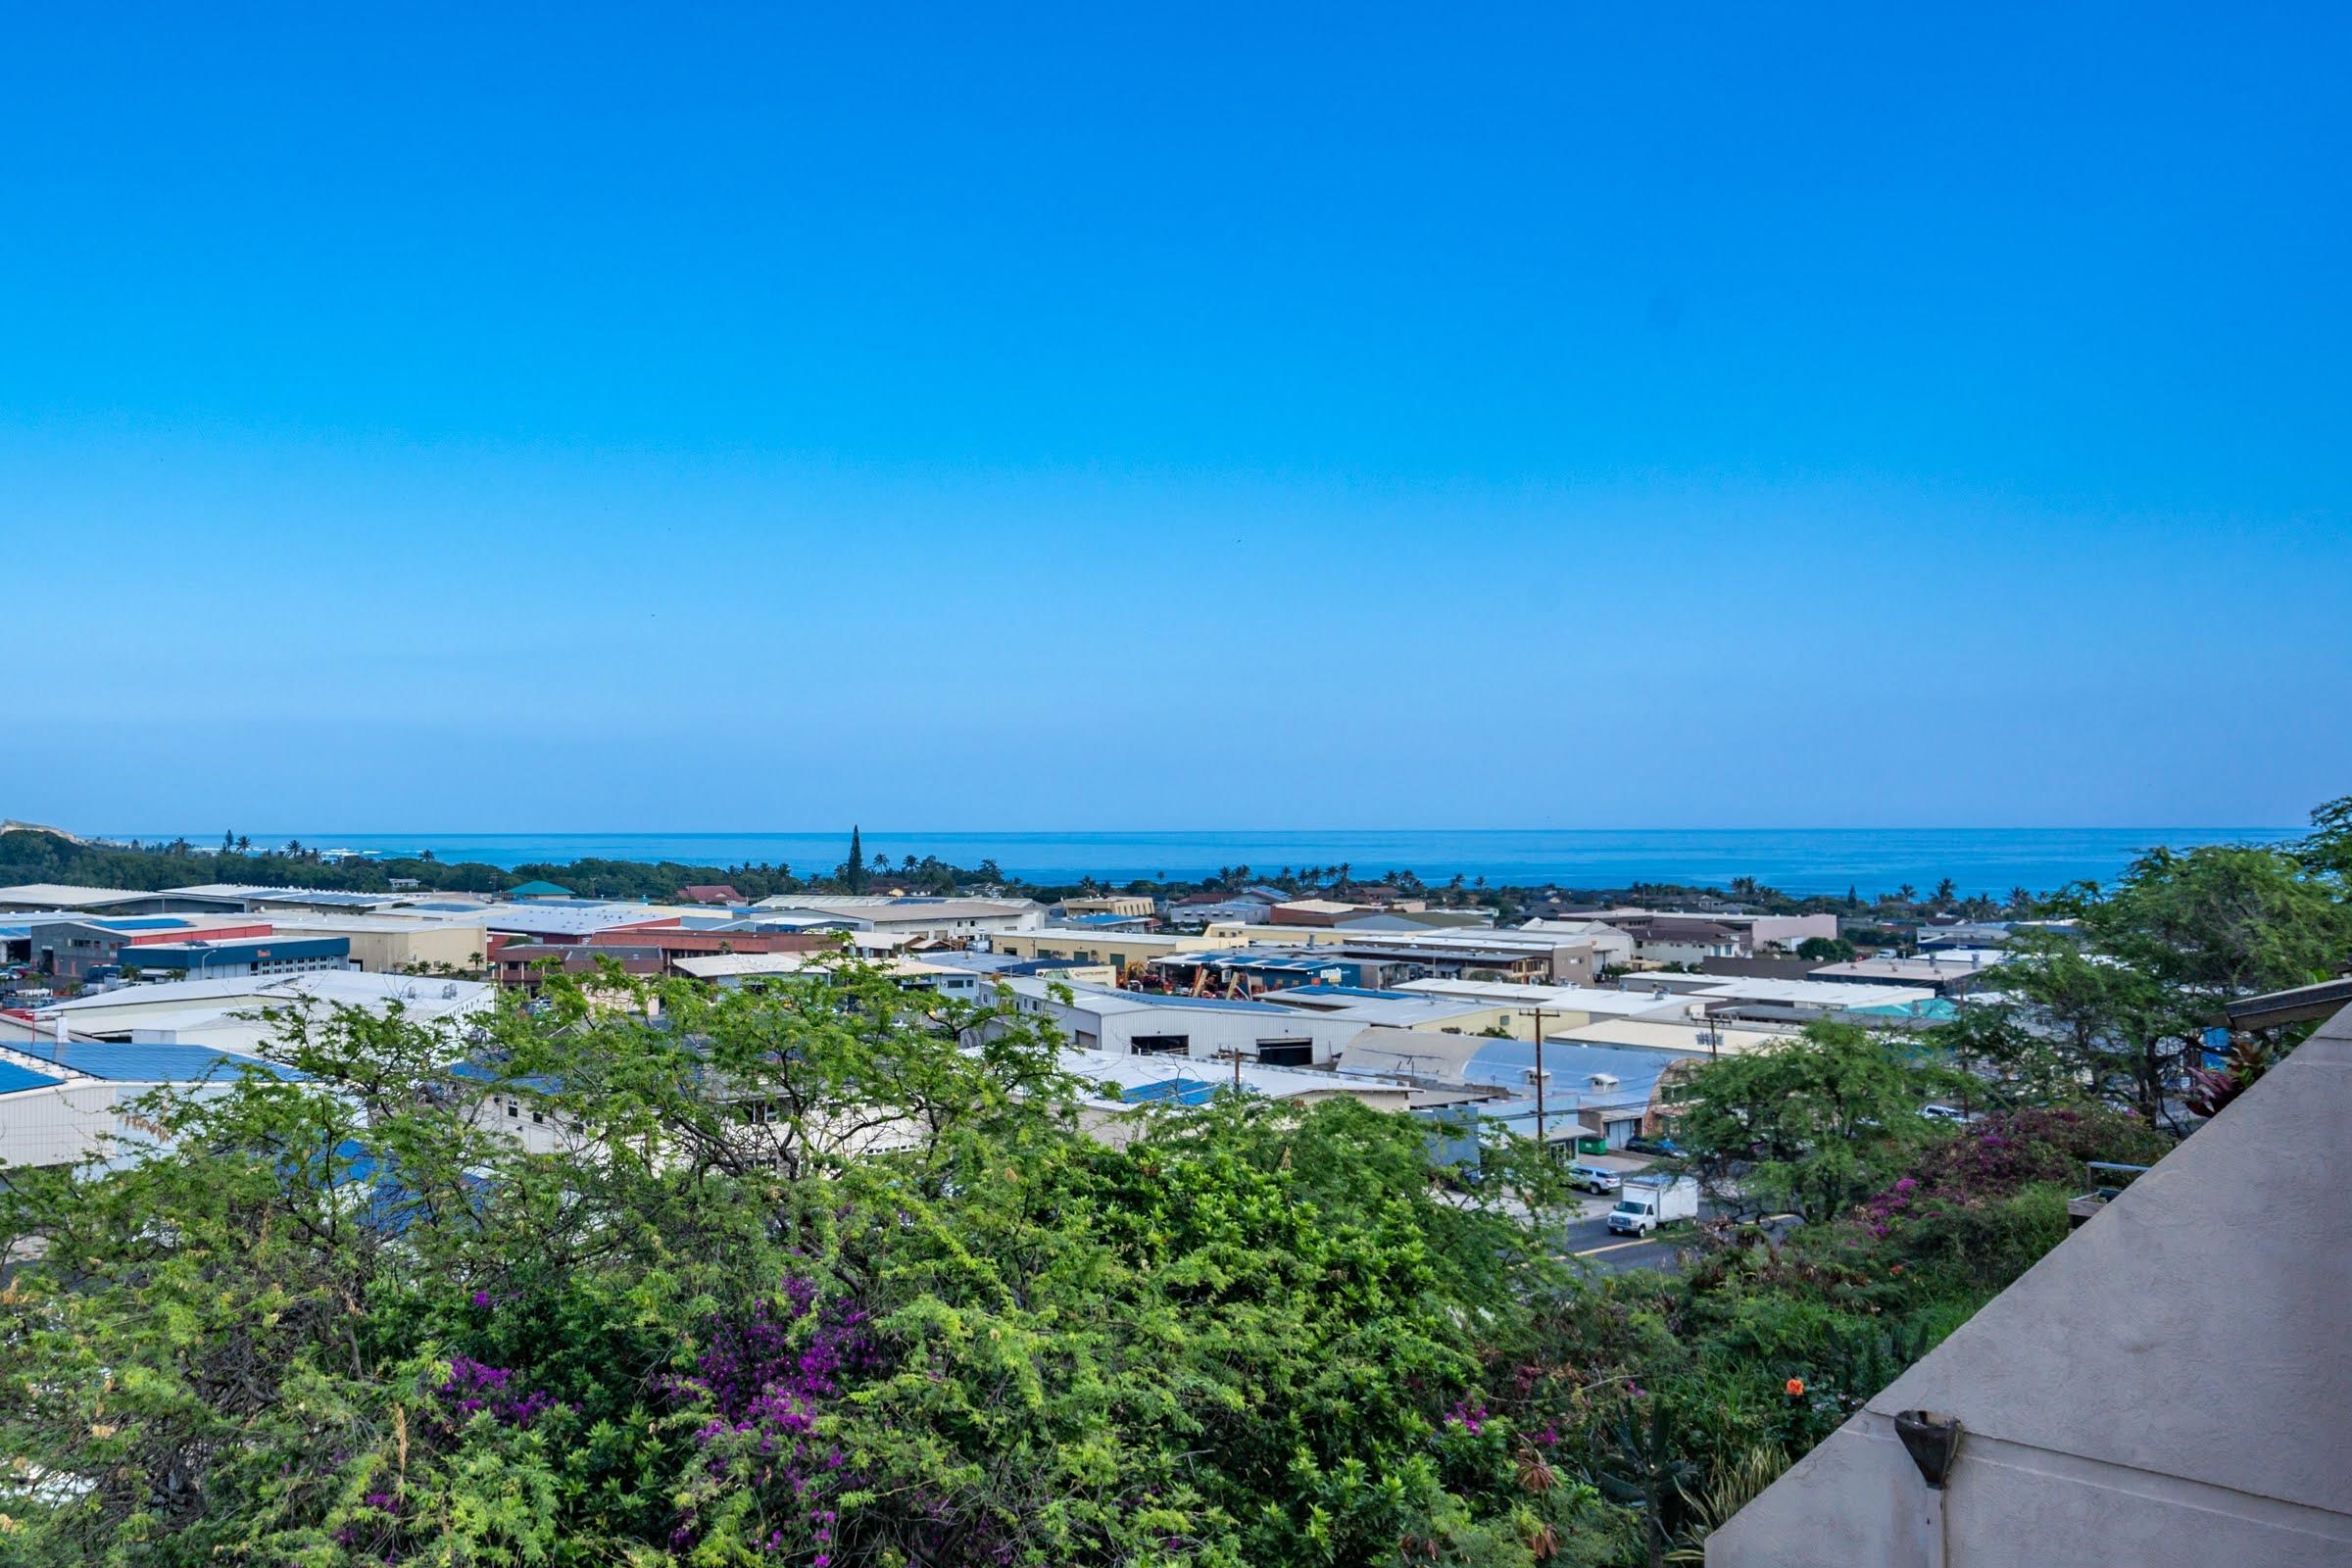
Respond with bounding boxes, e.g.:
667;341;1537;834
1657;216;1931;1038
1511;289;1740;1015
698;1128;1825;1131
3;4;2345;832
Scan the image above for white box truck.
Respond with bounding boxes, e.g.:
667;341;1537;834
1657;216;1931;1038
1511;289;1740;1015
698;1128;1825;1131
1606;1174;1698;1236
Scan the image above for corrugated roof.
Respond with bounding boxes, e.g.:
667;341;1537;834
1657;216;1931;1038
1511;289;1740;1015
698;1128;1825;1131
0;883;152;907
4;1040;301;1083
0;1059;64;1094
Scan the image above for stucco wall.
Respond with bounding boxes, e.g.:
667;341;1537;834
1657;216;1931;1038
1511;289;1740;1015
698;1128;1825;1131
1707;1004;2352;1568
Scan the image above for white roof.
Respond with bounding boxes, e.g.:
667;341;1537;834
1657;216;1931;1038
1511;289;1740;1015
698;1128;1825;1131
0;883;148;907
1681;978;1938;1008
1260;990;1502;1028
257;910;500;934
485;906;682;936
675;952;969;981
673;953;816;979
1004;977;1297;1019
1813;951;2009;981
756;896;1037;919
1058;1046;1404;1104
1396;979;1696;1018
45;969;494;1025
1549;1017;1796;1055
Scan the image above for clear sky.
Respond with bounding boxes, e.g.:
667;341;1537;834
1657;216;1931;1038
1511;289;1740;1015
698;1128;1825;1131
4;4;2346;832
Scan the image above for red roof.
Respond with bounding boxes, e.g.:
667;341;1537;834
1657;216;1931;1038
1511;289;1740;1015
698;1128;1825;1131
678;884;743;905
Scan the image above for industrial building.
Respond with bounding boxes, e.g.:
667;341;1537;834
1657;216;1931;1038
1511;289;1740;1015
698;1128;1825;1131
999;978;1361;1066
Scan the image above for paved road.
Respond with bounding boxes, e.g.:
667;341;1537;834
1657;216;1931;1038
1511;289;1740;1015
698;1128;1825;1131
1558;1204;1701;1275
1551;1197;1797;1276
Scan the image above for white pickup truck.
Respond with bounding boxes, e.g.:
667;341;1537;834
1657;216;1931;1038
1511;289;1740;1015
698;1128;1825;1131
1606;1174;1699;1236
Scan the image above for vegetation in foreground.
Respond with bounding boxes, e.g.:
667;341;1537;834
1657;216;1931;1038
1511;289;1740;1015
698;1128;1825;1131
0;802;2340;1564
0;981;2175;1568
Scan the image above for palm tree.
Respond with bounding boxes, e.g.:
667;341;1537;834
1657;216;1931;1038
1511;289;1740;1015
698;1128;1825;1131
1896;882;1918;904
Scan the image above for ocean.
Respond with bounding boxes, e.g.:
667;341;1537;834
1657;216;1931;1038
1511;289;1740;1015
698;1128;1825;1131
132;827;2301;898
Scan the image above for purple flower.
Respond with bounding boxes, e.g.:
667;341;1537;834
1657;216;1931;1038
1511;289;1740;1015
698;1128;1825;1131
437;1354;556;1426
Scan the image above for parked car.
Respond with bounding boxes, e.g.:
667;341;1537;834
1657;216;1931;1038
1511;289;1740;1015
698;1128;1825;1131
1624;1136;1683;1157
1567;1161;1622;1194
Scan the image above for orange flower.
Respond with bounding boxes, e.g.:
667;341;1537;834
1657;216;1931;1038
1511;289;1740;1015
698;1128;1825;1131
1785;1378;1806;1397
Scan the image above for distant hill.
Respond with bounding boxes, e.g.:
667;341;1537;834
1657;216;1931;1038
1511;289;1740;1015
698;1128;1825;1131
0;820;83;844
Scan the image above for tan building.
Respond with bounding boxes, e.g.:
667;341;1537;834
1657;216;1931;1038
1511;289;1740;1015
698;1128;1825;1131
262;913;494;974
985;929;1220;979
1060;896;1157;920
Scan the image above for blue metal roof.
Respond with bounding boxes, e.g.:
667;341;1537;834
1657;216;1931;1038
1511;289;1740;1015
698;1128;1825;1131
1854;997;1961;1021
1285;984;1421;1000
118;936;351;964
7;1041;303;1083
86;917;193;932
0;1059;63;1094
449;1058;566;1096
1456;1037;1672;1103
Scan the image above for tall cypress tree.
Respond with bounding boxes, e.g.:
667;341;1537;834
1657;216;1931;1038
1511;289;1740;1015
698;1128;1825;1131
847;825;864;891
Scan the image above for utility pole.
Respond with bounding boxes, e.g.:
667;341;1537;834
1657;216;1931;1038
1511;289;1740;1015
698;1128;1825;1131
1532;1004;1549;1152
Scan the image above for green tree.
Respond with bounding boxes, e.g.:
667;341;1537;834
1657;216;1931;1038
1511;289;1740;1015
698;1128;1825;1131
0;967;1628;1568
2003;840;2351;1124
1673;1021;1958;1224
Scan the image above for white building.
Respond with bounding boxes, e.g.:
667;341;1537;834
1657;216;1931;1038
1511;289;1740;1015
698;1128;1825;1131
752;895;1045;940
999;978;1362;1066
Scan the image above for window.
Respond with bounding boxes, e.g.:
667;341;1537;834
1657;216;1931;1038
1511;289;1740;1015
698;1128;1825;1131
1255;1041;1313;1067
1131;1034;1189;1056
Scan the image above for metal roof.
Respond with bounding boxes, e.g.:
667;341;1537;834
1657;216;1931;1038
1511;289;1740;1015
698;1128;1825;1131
4;1040;302;1083
0;1059;64;1094
0;884;153;907
1120;1077;1226;1105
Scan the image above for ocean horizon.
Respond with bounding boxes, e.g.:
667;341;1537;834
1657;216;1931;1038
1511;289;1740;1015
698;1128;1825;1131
108;827;2301;898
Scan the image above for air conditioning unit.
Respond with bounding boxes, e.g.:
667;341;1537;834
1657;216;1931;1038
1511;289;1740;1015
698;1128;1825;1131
1588;1072;1620;1089
1523;1066;1552;1088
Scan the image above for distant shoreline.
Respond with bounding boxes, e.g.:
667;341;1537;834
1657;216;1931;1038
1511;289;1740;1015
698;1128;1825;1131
86;826;2298;899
